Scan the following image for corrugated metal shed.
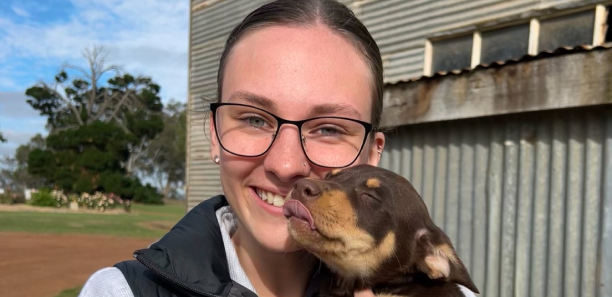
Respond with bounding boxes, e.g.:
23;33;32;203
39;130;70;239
379;106;612;297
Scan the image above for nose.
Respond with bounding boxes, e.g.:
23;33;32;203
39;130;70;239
294;179;321;201
263;126;310;182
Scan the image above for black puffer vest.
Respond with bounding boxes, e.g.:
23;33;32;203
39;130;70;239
114;195;327;297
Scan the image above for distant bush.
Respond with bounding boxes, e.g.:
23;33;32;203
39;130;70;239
133;183;164;205
0;193;10;204
13;194;26;204
98;173;163;205
30;188;58;207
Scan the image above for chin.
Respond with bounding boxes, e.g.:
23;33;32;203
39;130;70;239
253;223;304;253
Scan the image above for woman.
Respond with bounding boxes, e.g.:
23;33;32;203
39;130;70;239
79;1;475;296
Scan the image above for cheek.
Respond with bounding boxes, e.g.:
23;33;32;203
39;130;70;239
218;155;261;197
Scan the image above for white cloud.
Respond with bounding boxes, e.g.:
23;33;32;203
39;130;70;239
11;6;30;18
0;0;190;103
0;92;40;119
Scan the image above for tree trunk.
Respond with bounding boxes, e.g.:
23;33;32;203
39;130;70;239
163;179;172;200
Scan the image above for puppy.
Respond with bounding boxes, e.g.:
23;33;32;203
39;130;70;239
283;164;479;297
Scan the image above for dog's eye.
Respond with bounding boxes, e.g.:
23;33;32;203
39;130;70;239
360;193;382;203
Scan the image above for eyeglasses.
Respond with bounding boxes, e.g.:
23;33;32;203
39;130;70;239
210;102;373;168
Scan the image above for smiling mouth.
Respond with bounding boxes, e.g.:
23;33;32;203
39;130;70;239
255;187;287;207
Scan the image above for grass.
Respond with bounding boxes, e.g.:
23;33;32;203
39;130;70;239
0;202;187;239
54;286;83;297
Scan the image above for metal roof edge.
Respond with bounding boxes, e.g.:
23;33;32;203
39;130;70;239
384;43;612;87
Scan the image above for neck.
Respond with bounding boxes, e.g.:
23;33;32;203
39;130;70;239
232;224;318;297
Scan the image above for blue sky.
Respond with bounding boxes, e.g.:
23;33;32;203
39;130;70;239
0;0;189;157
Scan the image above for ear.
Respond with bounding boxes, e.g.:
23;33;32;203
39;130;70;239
366;132;385;166
208;111;221;163
413;228;480;294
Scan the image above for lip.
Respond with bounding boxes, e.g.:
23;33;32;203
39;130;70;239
249;186;287;216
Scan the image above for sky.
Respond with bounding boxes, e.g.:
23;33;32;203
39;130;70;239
0;0;189;158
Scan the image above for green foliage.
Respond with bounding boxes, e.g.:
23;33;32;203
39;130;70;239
0;131;5;143
133;183;164;205
141;100;186;199
26;122;163;204
1;134;49;192
0;194;9;204
30;188;57;207
28;121;130;190
0;193;25;204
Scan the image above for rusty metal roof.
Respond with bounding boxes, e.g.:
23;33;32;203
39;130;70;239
385;43;612;86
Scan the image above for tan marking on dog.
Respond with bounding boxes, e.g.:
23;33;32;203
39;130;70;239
290;188;397;279
324;231;396;279
424;243;460;279
366;178;381;188
330;169;342;176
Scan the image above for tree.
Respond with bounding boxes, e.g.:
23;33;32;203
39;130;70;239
0;134;47;191
22;45;165;204
138;100;186;199
0;126;6;143
24;45;164;176
27;122;163;204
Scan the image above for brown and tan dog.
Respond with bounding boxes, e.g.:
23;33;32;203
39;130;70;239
283;164;479;297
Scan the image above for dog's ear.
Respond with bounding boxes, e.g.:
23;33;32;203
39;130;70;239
413;228;480;294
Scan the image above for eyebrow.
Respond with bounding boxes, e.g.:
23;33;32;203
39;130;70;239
227;90;362;119
227;91;278;111
309;103;362;119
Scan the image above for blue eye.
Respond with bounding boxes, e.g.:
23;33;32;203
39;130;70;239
319;127;339;135
247;117;266;127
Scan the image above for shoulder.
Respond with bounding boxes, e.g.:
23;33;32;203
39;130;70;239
457;284;478;297
79;267;134;297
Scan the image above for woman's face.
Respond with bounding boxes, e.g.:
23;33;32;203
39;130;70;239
210;24;385;252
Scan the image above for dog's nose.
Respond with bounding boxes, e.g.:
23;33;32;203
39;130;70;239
294;179;321;200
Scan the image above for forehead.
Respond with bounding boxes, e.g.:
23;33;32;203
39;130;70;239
222;25;373;121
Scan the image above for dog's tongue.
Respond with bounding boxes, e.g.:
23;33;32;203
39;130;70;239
283;200;316;230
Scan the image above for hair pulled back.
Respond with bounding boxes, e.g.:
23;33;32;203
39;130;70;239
215;0;384;129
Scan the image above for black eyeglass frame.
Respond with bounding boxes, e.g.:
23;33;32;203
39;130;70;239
210;102;374;168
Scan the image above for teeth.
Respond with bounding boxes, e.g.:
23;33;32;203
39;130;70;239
265;192;273;204
273;196;284;207
256;188;285;207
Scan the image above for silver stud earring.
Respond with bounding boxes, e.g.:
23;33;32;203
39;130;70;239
303;162;307;166
213;155;220;164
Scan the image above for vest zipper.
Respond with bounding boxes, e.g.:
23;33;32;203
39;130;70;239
134;251;223;297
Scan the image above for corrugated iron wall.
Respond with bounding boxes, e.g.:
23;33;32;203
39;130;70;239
187;0;269;210
379;106;612;297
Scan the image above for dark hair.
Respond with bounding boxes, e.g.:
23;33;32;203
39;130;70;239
214;0;384;129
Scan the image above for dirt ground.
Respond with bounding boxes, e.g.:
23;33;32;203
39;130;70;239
0;232;156;297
